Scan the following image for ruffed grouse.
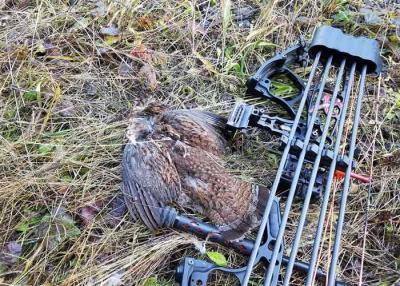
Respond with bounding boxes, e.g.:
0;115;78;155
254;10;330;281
121;103;270;240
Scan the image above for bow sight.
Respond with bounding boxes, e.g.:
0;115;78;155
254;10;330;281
161;25;382;285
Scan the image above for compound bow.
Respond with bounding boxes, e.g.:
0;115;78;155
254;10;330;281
160;25;382;286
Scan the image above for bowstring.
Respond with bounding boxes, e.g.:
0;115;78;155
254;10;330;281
358;74;382;285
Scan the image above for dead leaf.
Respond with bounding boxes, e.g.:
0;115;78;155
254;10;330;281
91;1;108;17
104;35;120;45
105;196;127;227
118;62;133;77
14;47;29;61
80;206;97;226
130;44;153;62
83;82;97;96
36;41;61;57
0;241;22;266
71;17;90;32
100;25;120;36
139;63;158;91
192;22;207;36
137;15;156;30
234;6;257;20
36;41;46;54
54;100;75;117
105;272;123;286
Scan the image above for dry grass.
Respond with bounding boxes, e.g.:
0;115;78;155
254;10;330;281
0;0;399;285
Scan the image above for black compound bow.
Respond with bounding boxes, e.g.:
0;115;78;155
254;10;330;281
160;25;382;286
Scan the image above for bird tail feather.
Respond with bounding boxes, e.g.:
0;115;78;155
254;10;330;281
219;185;271;241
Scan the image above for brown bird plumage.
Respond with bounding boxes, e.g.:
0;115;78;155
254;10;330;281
121;103;270;240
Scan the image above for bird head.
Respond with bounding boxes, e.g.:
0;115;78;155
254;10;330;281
142;102;167;115
126;116;154;143
126;102;167;143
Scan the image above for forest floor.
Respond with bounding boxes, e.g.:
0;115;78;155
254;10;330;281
0;0;399;285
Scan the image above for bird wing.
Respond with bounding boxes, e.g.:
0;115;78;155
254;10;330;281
183;110;228;130
170;141;260;240
160;109;228;156
122;142;180;230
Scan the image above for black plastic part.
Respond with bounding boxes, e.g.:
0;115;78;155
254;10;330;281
169;202;348;285
227;102;295;136
246;43;308;119
171;196;283;286
175;257;349;286
176;257;246;286
279;155;324;199
309;25;382;74
161;207;254;255
227;103;255;130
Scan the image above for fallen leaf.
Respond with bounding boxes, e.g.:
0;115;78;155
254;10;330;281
0;241;22;266
54;100;75;117
130;44;153;62
91;1;108;17
206;251;227;267
104;35;120;45
80;205;98;226
118;62;133;77
360;8;383;26
83;82;97;96
139;64;158;91
137;15;156;30
38;144;54;155
71;17;90;32
100;25;120;36
105;272;123;286
23;90;38;101
143;277;160;286
36;41;46;54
